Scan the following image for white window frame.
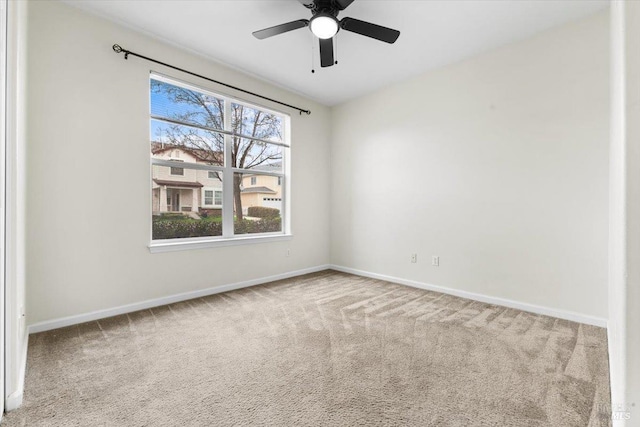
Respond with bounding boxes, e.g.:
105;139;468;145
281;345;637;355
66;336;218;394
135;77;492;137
149;73;291;252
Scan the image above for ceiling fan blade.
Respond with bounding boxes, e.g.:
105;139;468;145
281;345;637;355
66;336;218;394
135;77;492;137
297;0;315;8
252;19;309;40
335;0;355;10
319;38;335;68
340;17;400;44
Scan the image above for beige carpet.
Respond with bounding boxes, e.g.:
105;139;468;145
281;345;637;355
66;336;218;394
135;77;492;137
3;270;610;426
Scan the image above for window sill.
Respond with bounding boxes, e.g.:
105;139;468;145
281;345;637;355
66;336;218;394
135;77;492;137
148;234;293;253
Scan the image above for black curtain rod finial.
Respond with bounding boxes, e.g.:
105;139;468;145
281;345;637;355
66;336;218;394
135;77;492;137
111;43;311;116
113;44;130;59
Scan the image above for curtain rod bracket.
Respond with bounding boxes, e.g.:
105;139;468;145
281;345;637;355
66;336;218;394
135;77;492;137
112;43;311;116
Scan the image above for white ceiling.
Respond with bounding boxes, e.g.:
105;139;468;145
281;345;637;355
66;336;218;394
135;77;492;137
65;0;609;106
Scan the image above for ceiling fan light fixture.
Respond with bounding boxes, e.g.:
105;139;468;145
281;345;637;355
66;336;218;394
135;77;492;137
310;14;339;39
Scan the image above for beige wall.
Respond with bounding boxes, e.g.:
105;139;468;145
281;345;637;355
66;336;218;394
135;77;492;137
241;193;262;211
25;0;331;324
331;11;610;320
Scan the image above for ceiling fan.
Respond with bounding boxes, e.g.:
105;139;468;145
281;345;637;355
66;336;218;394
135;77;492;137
252;0;400;69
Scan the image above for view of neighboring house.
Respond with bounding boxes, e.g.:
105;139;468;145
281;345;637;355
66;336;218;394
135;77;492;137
240;164;283;215
152;144;223;216
152;144;282;217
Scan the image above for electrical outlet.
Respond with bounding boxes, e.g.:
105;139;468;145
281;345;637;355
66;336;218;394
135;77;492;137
411;254;417;263
286;248;291;257
432;256;439;267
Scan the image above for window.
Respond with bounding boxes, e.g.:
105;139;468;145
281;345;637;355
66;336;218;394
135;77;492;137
202;188;222;207
169;159;184;176
150;74;289;247
204;190;214;206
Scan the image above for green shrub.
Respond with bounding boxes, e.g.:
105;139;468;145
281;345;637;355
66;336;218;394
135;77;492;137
247;206;280;219
153;219;222;239
202;215;223;223
152;216;281;239
234;218;282;235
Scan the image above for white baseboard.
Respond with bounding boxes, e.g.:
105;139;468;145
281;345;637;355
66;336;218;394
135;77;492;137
5;333;28;411
6;391;23;412
28;264;331;334
329;265;608;328
28;263;607;334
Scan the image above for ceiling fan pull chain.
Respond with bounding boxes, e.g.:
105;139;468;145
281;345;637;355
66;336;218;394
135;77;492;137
311;33;316;73
334;34;338;65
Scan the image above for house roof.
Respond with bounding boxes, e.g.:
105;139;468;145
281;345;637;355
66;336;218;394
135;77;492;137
151;142;223;164
241;186;276;194
154;179;203;188
242;163;282;176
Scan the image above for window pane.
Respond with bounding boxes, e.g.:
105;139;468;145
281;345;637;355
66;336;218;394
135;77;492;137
151;78;224;130
231;138;283;172
204;190;214;205
152;165;223;240
169;159;184;176
151;120;224;166
231;103;283;144
234;172;282;235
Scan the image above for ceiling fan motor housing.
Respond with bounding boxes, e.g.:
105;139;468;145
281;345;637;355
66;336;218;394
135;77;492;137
306;0;341;16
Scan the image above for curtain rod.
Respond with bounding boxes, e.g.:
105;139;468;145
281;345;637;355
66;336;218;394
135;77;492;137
112;44;311;116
